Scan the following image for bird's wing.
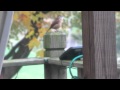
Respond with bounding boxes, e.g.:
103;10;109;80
49;19;59;29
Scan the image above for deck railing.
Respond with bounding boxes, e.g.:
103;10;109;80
0;11;118;79
2;58;120;79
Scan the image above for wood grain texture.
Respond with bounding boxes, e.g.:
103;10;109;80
1;58;83;68
1;67;21;79
44;32;67;79
78;68;84;79
3;58;44;67
44;32;66;49
1;57;120;78
3;58;120;67
45;50;64;57
2;58;120;69
1;58;44;79
82;11;117;79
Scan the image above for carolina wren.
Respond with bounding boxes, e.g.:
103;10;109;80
47;16;64;32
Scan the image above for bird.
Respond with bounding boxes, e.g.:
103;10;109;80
47;16;64;32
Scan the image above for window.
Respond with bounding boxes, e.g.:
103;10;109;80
5;11;82;79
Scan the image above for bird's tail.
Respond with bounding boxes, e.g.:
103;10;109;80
46;27;51;33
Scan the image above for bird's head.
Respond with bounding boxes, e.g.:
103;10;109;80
57;15;64;21
57;16;64;25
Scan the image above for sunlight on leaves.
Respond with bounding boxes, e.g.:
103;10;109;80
36;49;45;57
26;30;35;39
27;37;40;50
38;28;48;38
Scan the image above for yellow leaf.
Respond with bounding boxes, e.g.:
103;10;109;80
36;49;45;57
39;28;47;38
27;37;40;50
27;26;35;31
31;15;38;23
18;13;31;28
30;11;36;14
33;37;40;47
23;19;31;28
26;30;35;38
13;12;19;22
31;12;45;23
36;12;45;18
36;22;42;28
20;11;31;17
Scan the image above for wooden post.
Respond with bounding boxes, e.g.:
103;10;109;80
44;32;67;79
82;11;118;79
0;11;13;76
78;68;83;79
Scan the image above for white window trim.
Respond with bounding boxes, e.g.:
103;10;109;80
0;11;14;74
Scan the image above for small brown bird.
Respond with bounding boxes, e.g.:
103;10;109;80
47;16;64;32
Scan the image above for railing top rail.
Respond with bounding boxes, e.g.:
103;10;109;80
3;58;120;70
3;57;83;68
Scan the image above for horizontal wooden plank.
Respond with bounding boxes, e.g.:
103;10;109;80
2;58;120;70
48;58;83;68
3;58;44;67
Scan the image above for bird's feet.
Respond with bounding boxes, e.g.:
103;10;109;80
55;30;63;34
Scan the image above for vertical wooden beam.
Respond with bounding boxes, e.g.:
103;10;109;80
78;68;84;79
44;33;67;79
0;11;13;75
82;11;118;79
